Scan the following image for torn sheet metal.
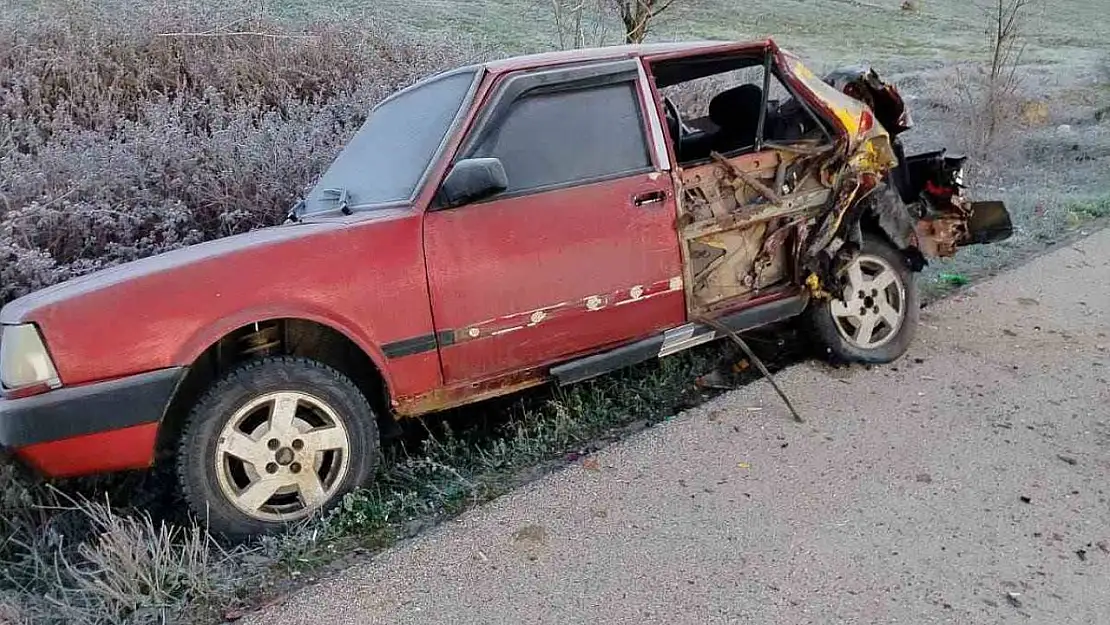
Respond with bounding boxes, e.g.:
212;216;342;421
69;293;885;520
796;65;1011;293
677;146;832;312
672;57;1011;317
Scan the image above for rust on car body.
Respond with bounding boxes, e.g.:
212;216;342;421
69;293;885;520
393;367;548;417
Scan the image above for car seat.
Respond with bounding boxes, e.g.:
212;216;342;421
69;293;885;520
707;84;765;154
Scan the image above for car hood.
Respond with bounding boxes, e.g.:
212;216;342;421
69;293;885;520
0;214;393;324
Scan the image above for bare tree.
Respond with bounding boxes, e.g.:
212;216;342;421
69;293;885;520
953;0;1038;160
550;0;688;49
982;0;1035;142
614;0;680;44
550;0;612;50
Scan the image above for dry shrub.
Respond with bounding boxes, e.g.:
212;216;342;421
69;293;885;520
948;0;1038;162
0;3;480;622
1;468;250;625
0;0;472;306
951;65;1022;158
550;0;616;50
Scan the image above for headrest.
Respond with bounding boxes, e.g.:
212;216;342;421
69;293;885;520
708;84;765;129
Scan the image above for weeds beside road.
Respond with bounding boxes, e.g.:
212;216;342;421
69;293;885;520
2;1;1110;623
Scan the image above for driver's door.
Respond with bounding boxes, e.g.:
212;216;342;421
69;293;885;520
423;61;685;384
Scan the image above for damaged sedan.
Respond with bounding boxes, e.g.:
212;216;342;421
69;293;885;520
0;39;1011;538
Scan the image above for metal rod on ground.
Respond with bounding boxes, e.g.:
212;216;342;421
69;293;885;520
695;315;804;423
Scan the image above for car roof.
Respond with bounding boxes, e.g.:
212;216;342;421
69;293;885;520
483;39;773;74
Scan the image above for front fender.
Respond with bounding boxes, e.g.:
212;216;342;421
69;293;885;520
858;182;927;270
172;303;393;388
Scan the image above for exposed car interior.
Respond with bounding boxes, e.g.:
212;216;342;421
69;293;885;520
645;51;837;314
651;52;829;165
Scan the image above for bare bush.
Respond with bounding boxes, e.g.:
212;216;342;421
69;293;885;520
983;0;1034;137
0;0;470;306
952;0;1038;159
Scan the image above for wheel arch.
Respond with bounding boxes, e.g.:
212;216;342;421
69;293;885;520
805;230;920;365
855;183;927;272
155;316;393;463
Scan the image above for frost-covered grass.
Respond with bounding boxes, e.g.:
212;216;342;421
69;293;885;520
2;1;1108;623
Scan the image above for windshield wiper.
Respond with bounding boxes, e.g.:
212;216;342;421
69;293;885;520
323;188;353;216
284;188;353;223
285;197;307;223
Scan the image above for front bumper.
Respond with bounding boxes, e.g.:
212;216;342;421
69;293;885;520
0;367;184;476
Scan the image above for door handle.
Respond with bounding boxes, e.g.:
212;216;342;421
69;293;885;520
633;190;666;207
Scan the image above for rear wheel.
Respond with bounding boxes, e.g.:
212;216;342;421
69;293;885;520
177;356;379;540
808;234;919;364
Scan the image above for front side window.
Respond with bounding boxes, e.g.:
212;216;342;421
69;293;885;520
469;82;652;194
656;54;831;165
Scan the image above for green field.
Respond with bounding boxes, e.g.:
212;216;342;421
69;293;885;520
262;0;1106;68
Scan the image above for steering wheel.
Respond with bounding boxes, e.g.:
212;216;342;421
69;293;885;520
662;96;682;133
662;96;684;160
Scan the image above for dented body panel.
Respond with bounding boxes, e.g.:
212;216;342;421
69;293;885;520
423;172;686;384
662;52;1011;308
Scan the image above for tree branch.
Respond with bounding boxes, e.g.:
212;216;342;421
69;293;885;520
155;31;316;39
650;0;679;18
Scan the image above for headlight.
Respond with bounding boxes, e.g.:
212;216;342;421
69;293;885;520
0;324;61;392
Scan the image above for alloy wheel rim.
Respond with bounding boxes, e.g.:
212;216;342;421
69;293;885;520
830;253;906;350
214;391;350;522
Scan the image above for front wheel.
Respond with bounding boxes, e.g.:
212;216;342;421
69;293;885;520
807;234;919;364
176;356;380;540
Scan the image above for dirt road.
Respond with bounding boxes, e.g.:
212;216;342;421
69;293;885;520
251;228;1110;625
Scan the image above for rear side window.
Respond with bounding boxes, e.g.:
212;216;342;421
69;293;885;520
470;82;652;194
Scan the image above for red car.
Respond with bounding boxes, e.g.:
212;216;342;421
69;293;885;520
0;39;1010;537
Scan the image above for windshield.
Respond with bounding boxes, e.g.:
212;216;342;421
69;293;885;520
304;68;478;213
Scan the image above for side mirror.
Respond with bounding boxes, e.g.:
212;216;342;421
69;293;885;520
439;158;508;208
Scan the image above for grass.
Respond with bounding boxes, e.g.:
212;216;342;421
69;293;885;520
296;345;731;547
2;0;1110;622
1;459;255;624
262;0;1107;69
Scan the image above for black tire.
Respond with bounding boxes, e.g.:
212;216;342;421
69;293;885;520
176;356;379;540
807;233;919;364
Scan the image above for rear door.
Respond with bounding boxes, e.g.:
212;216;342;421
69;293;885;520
423;60;685;384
